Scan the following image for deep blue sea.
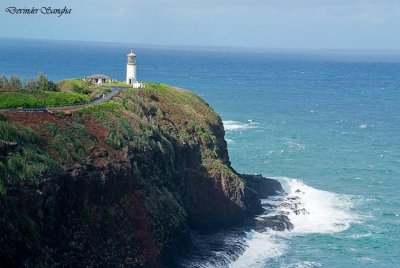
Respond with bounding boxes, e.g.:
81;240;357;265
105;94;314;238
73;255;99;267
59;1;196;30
1;38;400;267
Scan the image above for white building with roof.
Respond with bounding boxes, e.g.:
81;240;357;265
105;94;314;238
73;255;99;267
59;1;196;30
85;74;111;85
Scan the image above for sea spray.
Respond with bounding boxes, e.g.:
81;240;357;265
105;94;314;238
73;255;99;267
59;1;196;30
223;120;259;131
278;177;355;233
230;177;357;267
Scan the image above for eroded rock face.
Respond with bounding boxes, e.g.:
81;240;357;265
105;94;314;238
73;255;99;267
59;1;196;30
255;215;294;232
0;85;268;267
241;174;284;198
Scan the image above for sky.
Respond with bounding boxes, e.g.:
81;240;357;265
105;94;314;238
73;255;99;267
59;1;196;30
1;0;400;49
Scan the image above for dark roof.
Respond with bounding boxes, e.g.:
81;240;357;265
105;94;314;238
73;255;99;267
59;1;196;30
86;74;111;79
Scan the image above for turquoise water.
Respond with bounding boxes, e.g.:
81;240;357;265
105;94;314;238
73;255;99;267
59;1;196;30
1;39;400;267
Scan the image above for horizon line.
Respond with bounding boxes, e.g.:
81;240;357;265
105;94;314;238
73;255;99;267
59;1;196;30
2;36;400;53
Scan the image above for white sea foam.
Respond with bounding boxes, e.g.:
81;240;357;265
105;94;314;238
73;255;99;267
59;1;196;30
350;232;372;239
223;120;259;131
282;261;322;268
284;139;306;151
230;177;356;267
358;124;368;128
230;230;286;268
278;177;355;233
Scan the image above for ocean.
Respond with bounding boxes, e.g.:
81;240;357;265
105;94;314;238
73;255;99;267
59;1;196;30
1;38;399;267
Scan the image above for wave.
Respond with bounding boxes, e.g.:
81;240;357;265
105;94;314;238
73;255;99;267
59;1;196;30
282;261;323;268
230;229;286;268
358;124;375;129
283;138;306;151
278;177;355;233
223;120;259;131
230;177;357;267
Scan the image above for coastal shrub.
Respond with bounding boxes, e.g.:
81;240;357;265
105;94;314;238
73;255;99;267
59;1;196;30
0;122;60;184
143;82;170;92
48;139;68;163
0;90;90;109
6;148;52;182
89;87;112;100
47;123;90;165
22;74;57;91
24;80;40;91
0;74;58;91
104;116;137;149
53;111;66;119
58;78;93;94
9;76;22;90
0;76;22;90
35;74;58;91
0;76;8;88
76;101;123;119
0;121;42;145
45;123;59;136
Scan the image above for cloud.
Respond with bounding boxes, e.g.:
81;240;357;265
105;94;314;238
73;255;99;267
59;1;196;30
1;0;400;48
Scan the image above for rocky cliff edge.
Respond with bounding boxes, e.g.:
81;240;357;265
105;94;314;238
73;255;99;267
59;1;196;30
0;83;278;267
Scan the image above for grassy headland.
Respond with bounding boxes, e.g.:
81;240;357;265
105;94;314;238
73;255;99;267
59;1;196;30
0;75;133;109
0;80;261;267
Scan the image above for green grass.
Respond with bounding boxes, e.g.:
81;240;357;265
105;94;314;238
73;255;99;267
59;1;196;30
74;101;139;149
107;81;133;88
58;78;133;100
0;121;60;185
143;82;170;91
47;123;91;165
0;90;91;109
74;101;125;121
57;78;93;94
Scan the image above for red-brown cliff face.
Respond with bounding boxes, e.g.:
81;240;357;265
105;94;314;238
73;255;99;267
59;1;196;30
0;83;261;267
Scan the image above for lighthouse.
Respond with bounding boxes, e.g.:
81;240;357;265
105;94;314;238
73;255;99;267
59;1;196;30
126;50;137;85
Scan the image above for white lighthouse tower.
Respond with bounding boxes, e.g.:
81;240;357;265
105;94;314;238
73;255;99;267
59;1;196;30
126;50;137;85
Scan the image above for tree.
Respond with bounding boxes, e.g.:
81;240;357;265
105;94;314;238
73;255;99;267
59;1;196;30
9;76;22;90
24;80;39;91
37;74;58;91
0;76;9;89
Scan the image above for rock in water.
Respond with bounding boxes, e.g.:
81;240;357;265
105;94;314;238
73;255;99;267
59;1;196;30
241;174;284;198
255;215;294;232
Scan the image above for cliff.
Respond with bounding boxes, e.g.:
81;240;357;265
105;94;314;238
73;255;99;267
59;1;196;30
0;83;262;267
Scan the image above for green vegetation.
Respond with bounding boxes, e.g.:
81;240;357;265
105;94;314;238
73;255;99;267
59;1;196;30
57;78;114;100
74;101;124;122
47;123;91;166
0;74;57;91
0;73;143;109
0;121;60;185
0;81;253;267
0;76;22;90
57;78;93;94
0;90;90;109
143;82;170;91
127;83;220;148
108;80;133;88
0;75;92;108
27;74;58;91
74;101;140;149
